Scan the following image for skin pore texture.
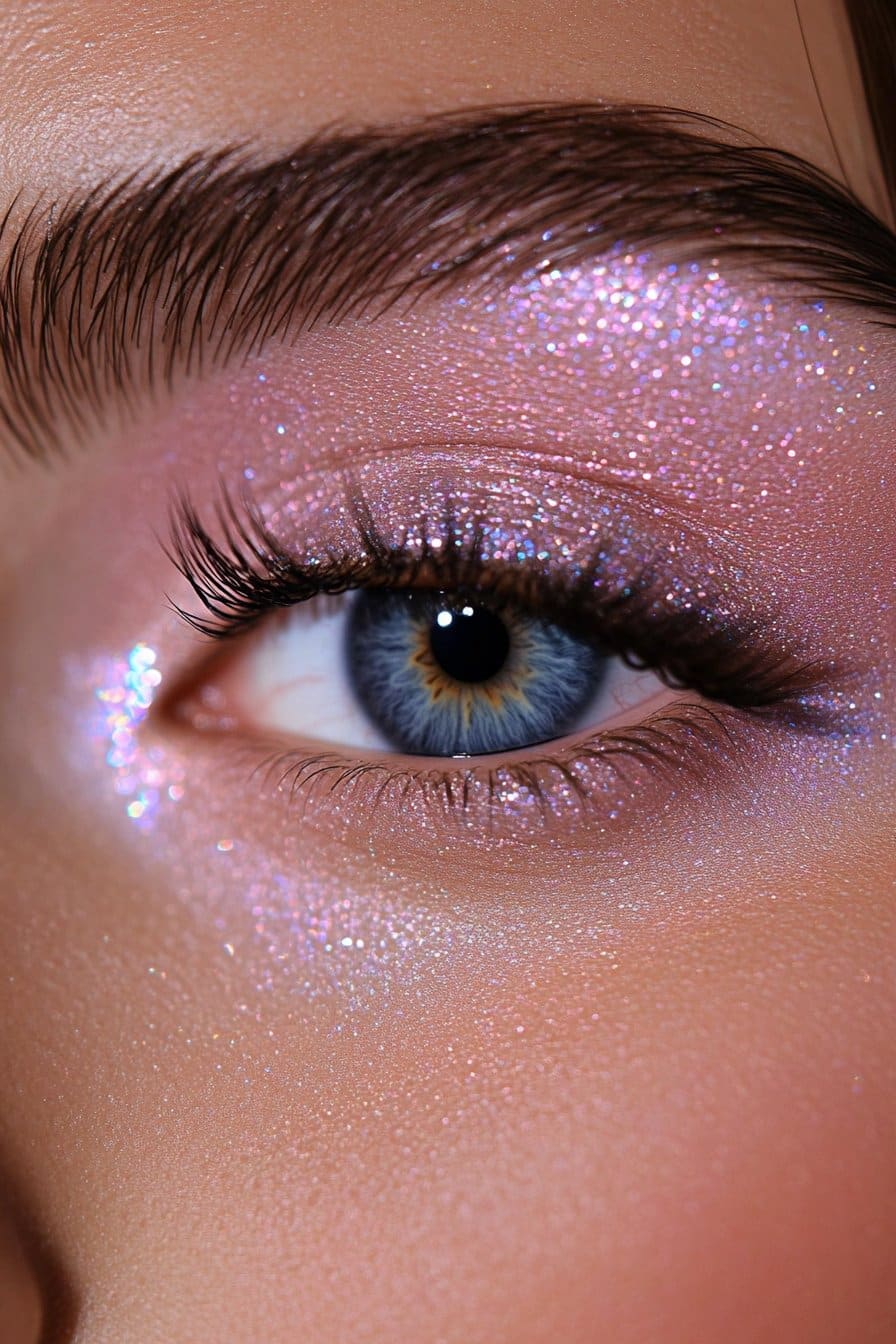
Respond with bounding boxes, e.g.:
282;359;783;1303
0;3;893;1343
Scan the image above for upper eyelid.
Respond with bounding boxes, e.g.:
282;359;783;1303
1;102;895;467
164;485;841;729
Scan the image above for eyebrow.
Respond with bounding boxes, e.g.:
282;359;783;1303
2;102;895;465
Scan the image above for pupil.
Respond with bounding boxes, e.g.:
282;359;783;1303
428;603;510;683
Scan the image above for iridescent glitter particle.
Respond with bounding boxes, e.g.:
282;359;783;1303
92;642;183;830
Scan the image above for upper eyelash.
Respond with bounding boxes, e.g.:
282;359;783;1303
166;484;834;726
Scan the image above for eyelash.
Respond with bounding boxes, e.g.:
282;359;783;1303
161;485;834;819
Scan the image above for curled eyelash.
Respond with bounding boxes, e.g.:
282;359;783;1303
166;483;834;730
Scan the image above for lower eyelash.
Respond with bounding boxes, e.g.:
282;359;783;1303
241;699;754;828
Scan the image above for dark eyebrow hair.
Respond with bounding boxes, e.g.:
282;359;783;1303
2;102;895;465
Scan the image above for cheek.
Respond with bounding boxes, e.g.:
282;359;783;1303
188;872;891;1344
1;802;893;1342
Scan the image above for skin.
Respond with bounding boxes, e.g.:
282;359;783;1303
0;2;893;1342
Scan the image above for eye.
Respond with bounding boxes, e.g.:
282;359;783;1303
163;485;831;818
193;587;668;757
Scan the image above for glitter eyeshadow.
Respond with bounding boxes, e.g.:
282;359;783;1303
232;250;884;521
67;250;893;1005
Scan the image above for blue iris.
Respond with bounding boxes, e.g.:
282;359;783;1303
345;589;608;756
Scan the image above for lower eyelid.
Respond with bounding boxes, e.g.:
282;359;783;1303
269;700;782;847
152;691;755;844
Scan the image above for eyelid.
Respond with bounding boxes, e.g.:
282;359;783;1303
155;693;753;839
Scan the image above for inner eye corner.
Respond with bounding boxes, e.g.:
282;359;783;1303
147;633;240;736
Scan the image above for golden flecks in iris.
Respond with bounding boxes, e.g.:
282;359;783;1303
408;617;534;727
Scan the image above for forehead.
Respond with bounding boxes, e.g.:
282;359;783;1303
0;0;854;197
